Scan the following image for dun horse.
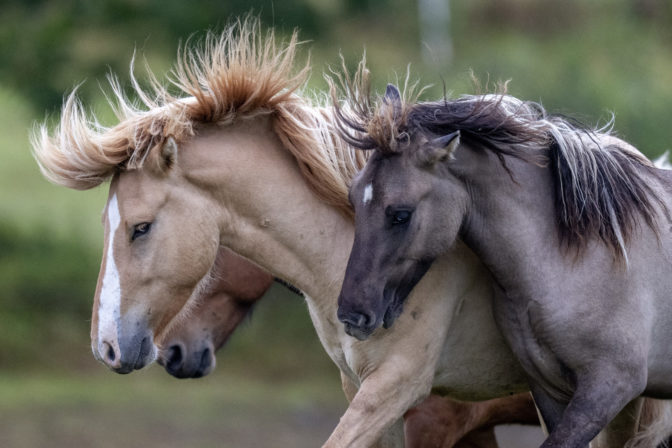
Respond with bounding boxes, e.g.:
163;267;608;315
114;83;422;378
32;19;653;447
335;81;672;447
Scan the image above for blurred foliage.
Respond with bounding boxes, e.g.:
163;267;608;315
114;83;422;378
1;0;672;376
0;221;97;366
0;0;328;112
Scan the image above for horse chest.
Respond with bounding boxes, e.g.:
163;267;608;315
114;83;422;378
491;287;575;402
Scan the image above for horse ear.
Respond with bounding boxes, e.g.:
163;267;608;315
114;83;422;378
157;137;178;173
385;84;401;103
384;84;402;118
423;130;461;166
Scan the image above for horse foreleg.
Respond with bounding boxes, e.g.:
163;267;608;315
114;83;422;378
378;418;405;448
591;398;644;448
534;372;645;448
339;371;405;448
322;366;433;448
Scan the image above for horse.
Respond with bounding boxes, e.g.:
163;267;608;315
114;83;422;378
334;80;672;447
155;248;541;447
156;246;273;378
32;18;653;447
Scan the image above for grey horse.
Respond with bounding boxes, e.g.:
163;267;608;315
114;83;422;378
335;83;672;447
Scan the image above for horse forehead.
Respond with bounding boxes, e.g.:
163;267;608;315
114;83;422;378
113;170;168;212
374;159;415;197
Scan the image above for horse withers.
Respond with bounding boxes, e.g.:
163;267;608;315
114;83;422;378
335;82;672;447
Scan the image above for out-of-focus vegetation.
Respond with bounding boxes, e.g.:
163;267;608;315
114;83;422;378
0;0;671;446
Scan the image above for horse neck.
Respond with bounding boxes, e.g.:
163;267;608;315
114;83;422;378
455;145;562;290
182;117;354;306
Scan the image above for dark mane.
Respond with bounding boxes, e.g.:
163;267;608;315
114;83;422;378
337;86;665;262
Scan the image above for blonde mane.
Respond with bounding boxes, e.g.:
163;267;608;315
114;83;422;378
32;17;367;217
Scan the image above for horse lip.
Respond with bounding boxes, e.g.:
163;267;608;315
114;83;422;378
112;364;134;375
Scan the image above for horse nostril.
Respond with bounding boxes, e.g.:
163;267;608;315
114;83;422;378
340;311;375;329
103;341;117;363
194;347;212;378
166;345;183;371
355;313;367;328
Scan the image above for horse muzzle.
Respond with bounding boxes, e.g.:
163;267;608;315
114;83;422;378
160;342;216;379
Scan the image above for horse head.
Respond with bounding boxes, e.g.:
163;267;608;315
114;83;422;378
91;138;222;373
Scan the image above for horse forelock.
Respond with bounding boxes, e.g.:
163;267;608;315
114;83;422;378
329;56;424;156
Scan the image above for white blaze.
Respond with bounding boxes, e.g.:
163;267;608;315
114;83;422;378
363;183;373;205
98;193;121;345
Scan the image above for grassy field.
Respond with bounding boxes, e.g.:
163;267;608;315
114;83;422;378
0;367;346;448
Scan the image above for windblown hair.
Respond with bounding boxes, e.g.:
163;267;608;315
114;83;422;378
329;57;426;154
335;77;665;261
32;17;367;217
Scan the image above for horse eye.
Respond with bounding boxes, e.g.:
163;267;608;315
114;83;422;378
392;210;412;225
131;222;152;241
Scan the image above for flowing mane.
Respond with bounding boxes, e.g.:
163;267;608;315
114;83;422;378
32;17;366;218
335;81;665;261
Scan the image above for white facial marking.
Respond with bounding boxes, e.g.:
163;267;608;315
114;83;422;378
98;193;122;347
363;183;373;205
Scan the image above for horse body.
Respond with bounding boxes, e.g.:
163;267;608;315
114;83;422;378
448;142;672;446
336;85;672;447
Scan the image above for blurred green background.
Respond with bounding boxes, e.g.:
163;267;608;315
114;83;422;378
1;0;671;446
